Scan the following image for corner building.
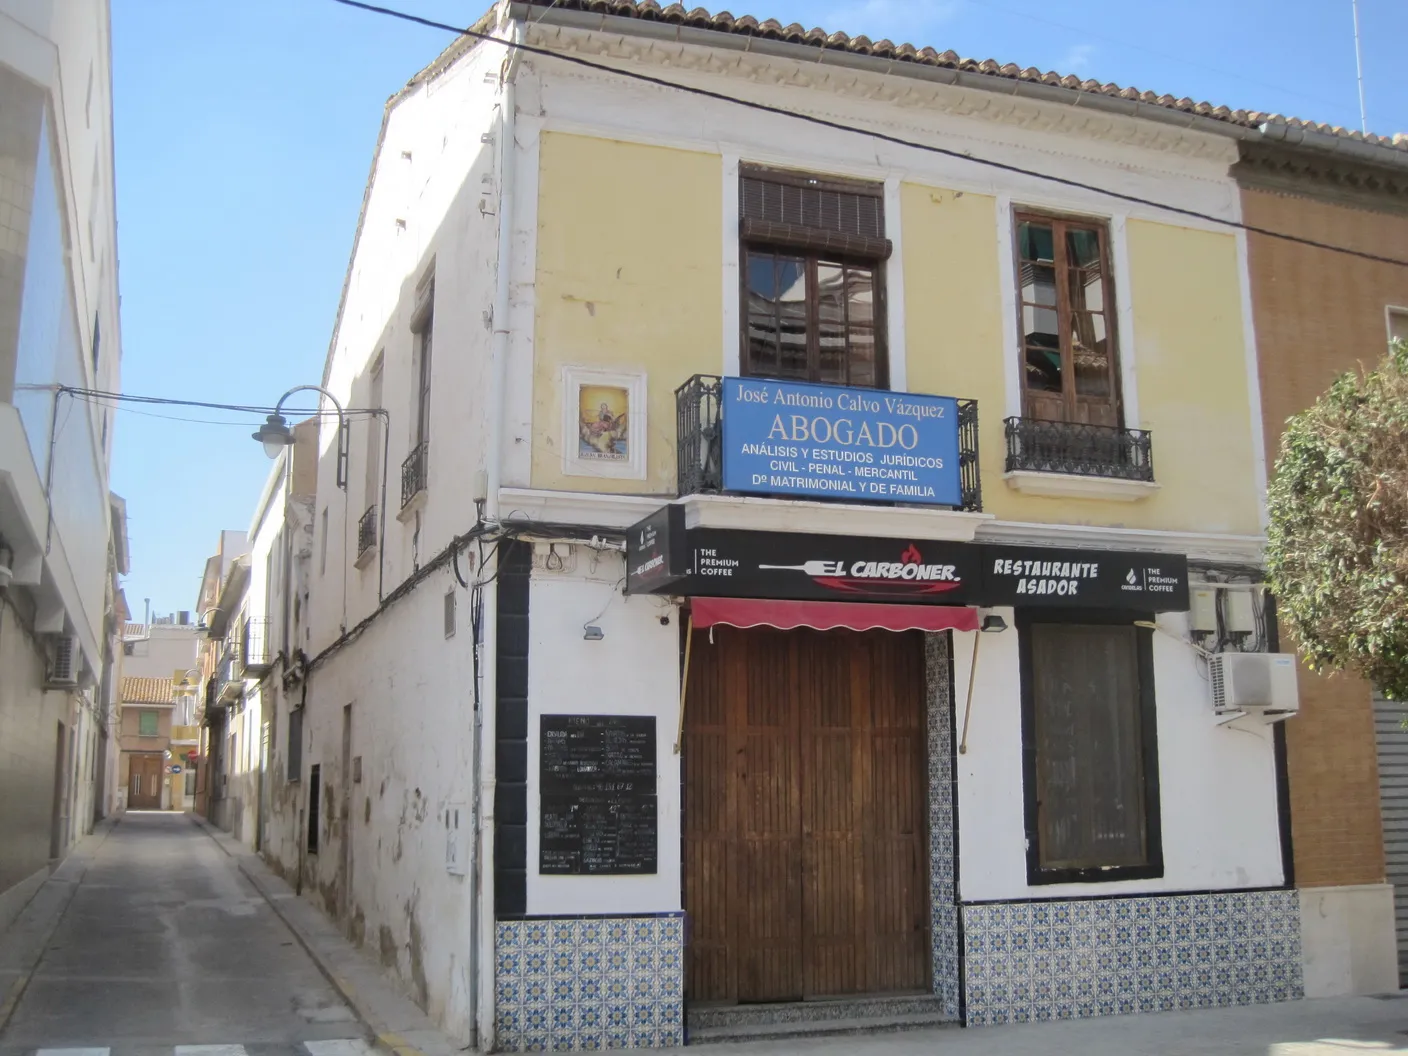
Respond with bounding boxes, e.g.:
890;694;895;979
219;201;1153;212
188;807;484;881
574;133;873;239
277;1;1408;1047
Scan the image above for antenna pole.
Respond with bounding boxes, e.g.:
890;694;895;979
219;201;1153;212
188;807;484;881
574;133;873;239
1352;0;1367;134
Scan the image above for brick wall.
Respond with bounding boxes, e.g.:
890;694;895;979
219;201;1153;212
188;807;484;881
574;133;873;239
1243;186;1408;888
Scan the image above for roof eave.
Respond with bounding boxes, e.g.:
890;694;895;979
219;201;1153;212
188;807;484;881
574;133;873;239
511;3;1408;174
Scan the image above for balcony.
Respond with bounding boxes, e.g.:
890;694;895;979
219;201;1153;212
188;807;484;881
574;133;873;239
1003;417;1158;501
216;643;244;704
401;441;429;509
241;616;272;677
357;504;378;559
676;375;983;513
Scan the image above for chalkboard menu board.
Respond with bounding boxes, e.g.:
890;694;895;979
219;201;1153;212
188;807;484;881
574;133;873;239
539;715;657;876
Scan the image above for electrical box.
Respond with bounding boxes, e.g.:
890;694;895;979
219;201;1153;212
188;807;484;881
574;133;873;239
1189;588;1218;633
1209;653;1299;716
1225;589;1259;634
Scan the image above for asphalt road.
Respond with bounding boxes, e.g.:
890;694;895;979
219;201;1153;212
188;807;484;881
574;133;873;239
0;813;367;1056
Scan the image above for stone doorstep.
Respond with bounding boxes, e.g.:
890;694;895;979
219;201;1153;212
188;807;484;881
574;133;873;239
686;993;959;1043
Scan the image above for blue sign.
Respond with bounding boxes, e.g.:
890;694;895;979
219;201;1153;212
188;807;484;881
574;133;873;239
721;377;963;506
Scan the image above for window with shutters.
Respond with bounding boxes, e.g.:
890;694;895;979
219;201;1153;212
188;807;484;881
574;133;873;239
1016;213;1121;427
741;167;890;388
1019;610;1163;885
138;710;159;738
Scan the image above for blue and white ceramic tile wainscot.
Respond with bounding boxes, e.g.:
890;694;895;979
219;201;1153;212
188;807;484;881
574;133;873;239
496;914;685;1051
961;890;1302;1026
925;633;962;1019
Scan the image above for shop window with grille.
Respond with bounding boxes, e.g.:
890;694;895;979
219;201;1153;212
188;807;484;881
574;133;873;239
1020;612;1163;884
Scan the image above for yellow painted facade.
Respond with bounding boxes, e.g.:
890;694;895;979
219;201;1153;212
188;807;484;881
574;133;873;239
532;132;721;495
533;132;1261;535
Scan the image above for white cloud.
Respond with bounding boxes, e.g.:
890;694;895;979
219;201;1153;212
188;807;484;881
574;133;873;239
1060;43;1096;74
819;0;962;42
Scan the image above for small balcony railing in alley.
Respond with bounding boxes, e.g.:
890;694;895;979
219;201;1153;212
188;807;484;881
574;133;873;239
676;375;982;512
401;442;429;508
216;643;244;704
358;505;378;557
1004;417;1154;482
241;616;272;677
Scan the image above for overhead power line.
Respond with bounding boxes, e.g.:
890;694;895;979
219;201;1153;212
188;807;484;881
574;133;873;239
328;0;1408;270
60;386;378;419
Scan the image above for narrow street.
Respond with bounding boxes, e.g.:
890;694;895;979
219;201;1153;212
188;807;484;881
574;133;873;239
0;814;368;1056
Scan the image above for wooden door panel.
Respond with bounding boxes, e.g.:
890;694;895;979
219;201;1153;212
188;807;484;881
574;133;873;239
862;633;929;994
685;626;928;1005
128;756;162;809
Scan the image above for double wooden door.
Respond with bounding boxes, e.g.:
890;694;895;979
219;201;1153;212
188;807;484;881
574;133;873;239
684;626;929;1003
128;754;163;809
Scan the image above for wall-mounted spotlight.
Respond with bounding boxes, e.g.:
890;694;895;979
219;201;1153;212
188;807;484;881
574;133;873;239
583;625;604;642
980;614;1008;633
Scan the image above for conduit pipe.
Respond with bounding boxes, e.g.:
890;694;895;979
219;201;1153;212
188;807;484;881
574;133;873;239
473;8;521;1051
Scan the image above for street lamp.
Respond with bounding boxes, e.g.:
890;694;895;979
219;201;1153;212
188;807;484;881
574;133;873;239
252;415;293;459
251;385;348;490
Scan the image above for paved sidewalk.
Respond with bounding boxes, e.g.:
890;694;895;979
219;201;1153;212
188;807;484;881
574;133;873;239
702;994;1408;1055
0;816;117;1030
190;815;462;1056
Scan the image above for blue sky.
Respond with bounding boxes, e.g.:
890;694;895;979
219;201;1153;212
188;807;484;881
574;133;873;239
111;0;1407;615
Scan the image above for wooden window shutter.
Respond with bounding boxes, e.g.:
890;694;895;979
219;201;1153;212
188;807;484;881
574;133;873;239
741;167;892;260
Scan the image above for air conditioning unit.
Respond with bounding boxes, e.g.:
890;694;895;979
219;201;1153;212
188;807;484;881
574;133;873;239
47;634;80;687
1209;652;1299;718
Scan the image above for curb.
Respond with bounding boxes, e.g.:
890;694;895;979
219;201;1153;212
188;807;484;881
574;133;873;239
189;814;464;1056
0;815;120;1034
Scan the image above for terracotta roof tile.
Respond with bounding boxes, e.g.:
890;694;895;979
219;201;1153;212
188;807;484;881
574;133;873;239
121;676;174;705
522;0;1406;153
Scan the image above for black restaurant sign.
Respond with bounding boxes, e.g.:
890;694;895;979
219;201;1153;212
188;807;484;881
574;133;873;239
981;545;1190;611
625;506;1190;612
539;715;657;876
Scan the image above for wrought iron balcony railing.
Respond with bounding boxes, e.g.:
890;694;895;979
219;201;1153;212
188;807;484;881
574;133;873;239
216;643;244;704
675;375;983;512
1004;416;1154;481
358;505;378;556
401;441;429;508
241;616;272;676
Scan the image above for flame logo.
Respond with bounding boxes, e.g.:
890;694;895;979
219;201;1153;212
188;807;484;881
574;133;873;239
900;544;923;565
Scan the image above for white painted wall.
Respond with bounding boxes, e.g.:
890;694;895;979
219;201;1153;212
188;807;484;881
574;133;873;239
955;610;1285;902
122;624;199;681
1;0;122;674
295;564;479;1038
308;40;503;659
525;556;682;916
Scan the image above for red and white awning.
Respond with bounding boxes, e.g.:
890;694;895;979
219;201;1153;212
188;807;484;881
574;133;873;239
689;597;978;634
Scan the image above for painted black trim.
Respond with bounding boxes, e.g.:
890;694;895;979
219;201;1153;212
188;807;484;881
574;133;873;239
960;884;1290;907
494;539;532;918
1265;593;1296;888
1018;607;1164;886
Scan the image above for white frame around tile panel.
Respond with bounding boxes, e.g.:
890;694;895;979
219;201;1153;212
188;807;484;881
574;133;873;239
560;365;649;481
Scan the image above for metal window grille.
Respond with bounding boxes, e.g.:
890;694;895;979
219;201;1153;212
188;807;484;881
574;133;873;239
401;441;429;508
357;505;378;556
1004;417;1154;481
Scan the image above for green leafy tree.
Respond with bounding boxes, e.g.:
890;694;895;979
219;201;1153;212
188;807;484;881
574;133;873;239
1266;339;1408;698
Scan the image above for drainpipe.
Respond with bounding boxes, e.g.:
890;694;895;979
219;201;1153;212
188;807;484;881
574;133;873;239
473;9;521;1050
